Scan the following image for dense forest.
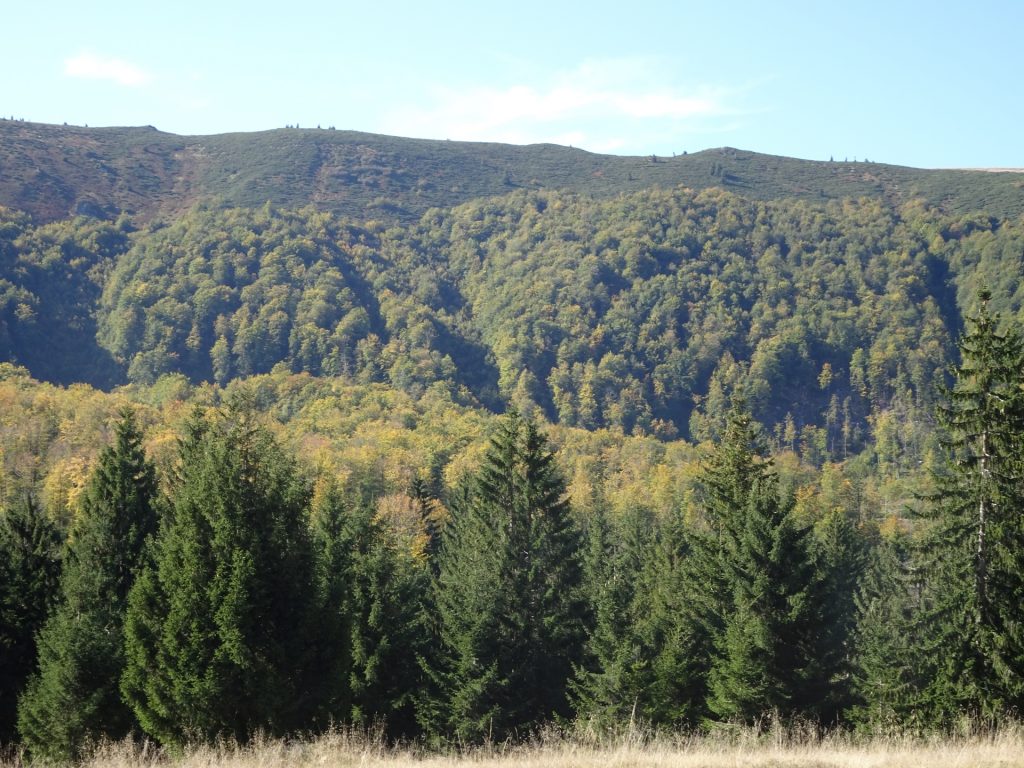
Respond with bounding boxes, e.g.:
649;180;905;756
2;124;1024;757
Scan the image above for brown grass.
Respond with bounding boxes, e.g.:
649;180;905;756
7;726;1024;768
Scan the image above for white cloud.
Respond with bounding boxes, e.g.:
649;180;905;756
64;53;150;87
379;58;743;154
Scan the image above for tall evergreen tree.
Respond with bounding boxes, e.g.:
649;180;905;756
122;403;320;746
705;475;820;724
430;412;587;741
804;509;868;723
0;496;62;744
307;481;353;729
345;498;431;738
849;533;927;731
680;401;829;726
918;290;1024;717
18;410;158;760
572;504;657;727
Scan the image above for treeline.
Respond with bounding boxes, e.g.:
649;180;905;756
3;296;1024;757
4;190;1024;457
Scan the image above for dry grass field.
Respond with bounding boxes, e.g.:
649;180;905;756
7;726;1024;768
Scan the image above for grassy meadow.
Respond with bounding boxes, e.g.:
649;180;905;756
7;726;1024;768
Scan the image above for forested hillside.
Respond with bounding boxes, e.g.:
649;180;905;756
3;186;1024;457
3;123;1024;754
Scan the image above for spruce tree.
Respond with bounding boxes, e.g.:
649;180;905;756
18;410;158;760
0;496;62;744
636;506;710;726
307;481;353;729
345;499;431;738
918;291;1024;717
122;403;320;746
849;534;927;731
804;509;868;723
684;401;828;726
572;504;657;727
705;476;820;725
430;412;587;741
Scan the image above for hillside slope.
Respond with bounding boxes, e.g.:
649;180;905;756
2;120;1024;224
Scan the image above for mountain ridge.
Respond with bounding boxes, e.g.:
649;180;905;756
3;119;1023;225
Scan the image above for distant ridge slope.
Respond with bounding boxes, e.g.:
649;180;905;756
2;119;1023;223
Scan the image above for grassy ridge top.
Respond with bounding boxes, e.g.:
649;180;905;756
2;119;1023;223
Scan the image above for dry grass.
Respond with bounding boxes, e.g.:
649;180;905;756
6;725;1024;768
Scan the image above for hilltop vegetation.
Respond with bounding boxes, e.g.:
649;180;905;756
3;120;1024;225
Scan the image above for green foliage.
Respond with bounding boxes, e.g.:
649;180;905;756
849;534;926;731
344;499;431;738
17;410;157;760
122;402;320;746
571;504;658;726
430;412;587;741
705;475;819;724
915;292;1024;718
5;121;1024;227
0;496;61;743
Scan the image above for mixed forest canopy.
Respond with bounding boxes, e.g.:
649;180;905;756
2;122;1024;754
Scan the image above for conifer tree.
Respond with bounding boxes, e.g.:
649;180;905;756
0;496;61;744
345;499;431;738
430;412;586;741
685;401;828;726
918;291;1024;717
308;481;353;728
572;504;656;727
18;410;157;760
706;476;820;724
635;506;709;726
665;402;776;723
849;534;926;731
122;403;320;746
804;509;868;722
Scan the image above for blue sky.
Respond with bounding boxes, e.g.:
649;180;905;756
4;0;1022;168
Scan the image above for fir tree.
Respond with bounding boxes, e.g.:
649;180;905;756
849;534;926;731
122;403;320;746
18;410;157;760
345;499;431;739
687;401;828;726
430;412;587;741
0;496;62;744
705;475;820;725
307;481;353;729
804;509;868;723
918;290;1024;717
667;402;776;724
572;504;656;727
636;507;709;726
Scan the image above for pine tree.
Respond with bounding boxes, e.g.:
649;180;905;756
572;504;656;727
683;401;829;726
665;402;775;724
918;291;1024;717
849;534;926;731
307;481;353;729
430;412;587;741
17;410;157;760
122;403;320;746
345;499;431;738
0;496;62;744
637;506;710;726
706;475;820;725
804;509;868;723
